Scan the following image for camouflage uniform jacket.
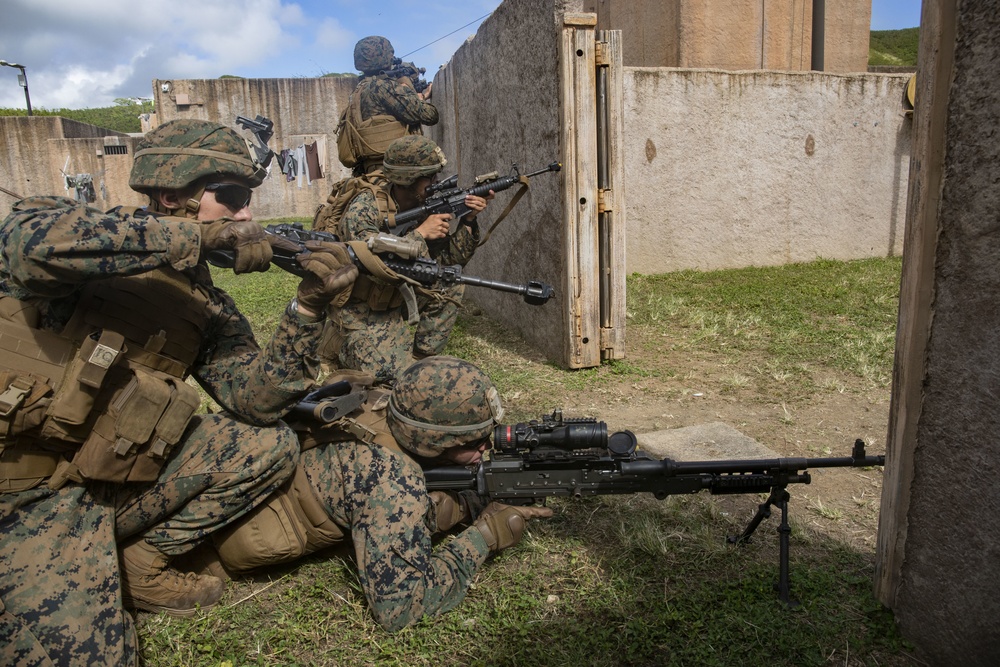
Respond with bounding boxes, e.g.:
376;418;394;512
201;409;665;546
356;75;439;128
336;182;478;325
297;438;490;632
0;196;324;423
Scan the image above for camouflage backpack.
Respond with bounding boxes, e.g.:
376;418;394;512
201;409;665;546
312;173;396;235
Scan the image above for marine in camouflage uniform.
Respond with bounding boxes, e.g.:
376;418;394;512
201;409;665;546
206;356;553;631
344;35;438;175
0;120;357;666
327;136;490;385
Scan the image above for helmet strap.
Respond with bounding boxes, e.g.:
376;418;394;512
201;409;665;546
184;185;206;218
148;185;203;219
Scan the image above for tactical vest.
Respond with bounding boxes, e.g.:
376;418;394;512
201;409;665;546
211;377;403;572
0;263;209;492
336;76;416;171
312;175;405;312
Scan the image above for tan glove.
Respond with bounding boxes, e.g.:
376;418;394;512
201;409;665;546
473;501;554;553
296;241;359;312
201;219;272;274
429;491;466;532
429;491;488;532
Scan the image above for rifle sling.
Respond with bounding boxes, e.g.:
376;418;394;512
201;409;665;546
478;176;530;247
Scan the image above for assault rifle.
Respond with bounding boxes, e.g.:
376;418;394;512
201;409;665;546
206;223;555;308
380;57;429;93
423;409;886;605
391;162;562;240
235;114;275;168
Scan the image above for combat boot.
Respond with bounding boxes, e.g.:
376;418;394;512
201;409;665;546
120;538;226;618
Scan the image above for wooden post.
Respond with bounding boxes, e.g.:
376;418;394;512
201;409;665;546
560;12;601;368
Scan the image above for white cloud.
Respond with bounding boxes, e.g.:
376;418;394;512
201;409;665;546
0;0;302;108
0;0;502;109
314;17;355;51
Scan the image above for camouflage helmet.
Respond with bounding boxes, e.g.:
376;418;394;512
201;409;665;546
129;119;267;193
387;356;504;458
354;36;395;74
382;135;447;186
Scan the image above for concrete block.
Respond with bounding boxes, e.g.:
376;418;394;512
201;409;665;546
636;421;779;461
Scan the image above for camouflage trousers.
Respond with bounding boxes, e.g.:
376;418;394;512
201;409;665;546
0;414;299;667
328;284;464;385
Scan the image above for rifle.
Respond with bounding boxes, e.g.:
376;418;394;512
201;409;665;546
423;409;886;606
235;114;275;168
391;162;562;243
206;223;555;309
380;57;429;93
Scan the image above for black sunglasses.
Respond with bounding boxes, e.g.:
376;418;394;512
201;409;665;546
203;182;253;211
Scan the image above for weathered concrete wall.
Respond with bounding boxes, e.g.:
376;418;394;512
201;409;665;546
152;76;357;220
583;0;871;73
876;0;1000;663
428;0;584;367
624;69;910;273
0;116;142;211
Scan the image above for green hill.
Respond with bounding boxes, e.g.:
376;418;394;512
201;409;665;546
0;99;154;133
870;27;919;66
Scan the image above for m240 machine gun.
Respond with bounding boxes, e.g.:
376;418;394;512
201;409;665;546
423;409;886;605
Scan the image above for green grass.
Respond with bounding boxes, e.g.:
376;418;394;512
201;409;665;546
170;248;911;667
626;258;902;387
139;495;911;666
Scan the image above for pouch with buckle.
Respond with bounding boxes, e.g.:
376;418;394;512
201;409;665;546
72;368;199;483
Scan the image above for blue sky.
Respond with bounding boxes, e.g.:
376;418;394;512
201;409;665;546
0;0;922;110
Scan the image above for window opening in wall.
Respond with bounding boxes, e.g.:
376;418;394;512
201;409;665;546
103;145;128;155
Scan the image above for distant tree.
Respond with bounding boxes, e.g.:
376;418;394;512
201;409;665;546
869;28;919;66
0;100;154;133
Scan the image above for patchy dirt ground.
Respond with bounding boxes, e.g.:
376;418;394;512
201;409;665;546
472;318;892;553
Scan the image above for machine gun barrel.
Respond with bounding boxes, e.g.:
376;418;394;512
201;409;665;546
377;256;555;306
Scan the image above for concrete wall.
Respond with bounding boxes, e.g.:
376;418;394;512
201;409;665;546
583;0;872;73
876;0;1000;663
0;116;142;211
428;0;584;366
152;76;357;220
624;68;911;273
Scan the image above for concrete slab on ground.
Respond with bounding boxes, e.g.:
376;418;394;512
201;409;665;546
635;422;779;461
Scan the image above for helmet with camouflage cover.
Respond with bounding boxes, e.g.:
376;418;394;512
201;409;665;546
354;36;395;74
129;119;268;193
382;135;447;186
387;356;504;458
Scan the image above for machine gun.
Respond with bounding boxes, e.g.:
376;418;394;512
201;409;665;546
423;409;886;605
206;223;555;309
391;162;562;243
380;57;429;93
235;114;275;168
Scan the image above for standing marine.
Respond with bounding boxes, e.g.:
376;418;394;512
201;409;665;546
337;35;439;175
0;119;357;665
